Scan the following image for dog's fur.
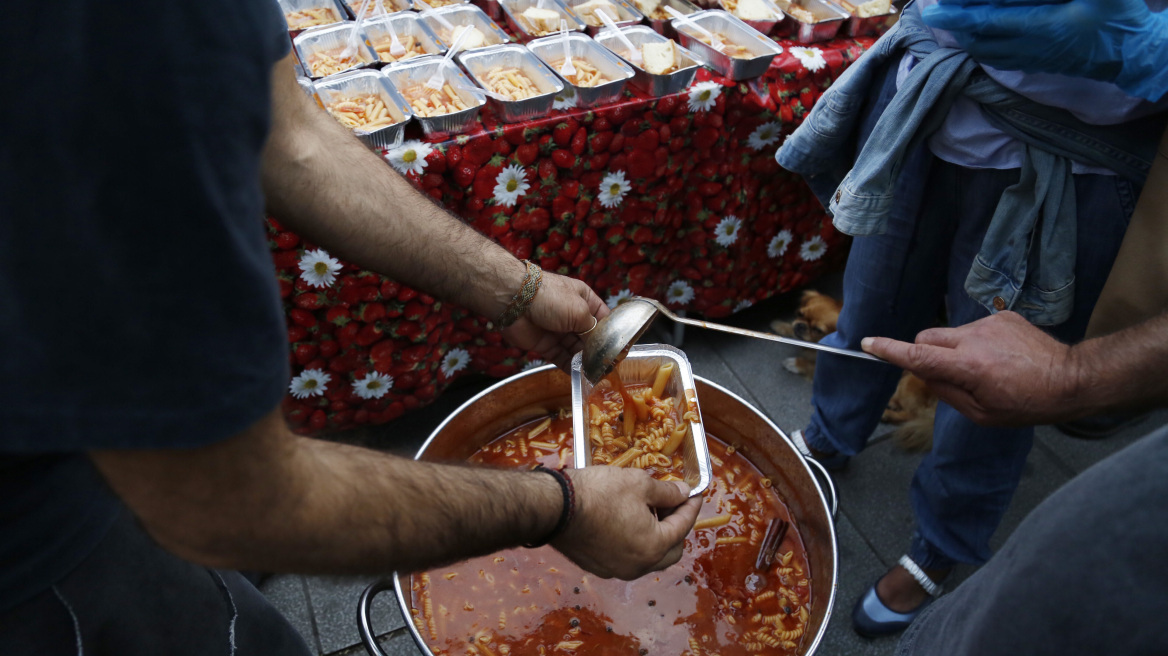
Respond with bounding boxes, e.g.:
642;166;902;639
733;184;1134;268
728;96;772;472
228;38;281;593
771;290;937;452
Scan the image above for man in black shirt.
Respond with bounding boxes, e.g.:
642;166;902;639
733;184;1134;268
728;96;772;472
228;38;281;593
0;3;701;654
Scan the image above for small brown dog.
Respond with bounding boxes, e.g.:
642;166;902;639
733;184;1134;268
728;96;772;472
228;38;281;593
771;290;937;452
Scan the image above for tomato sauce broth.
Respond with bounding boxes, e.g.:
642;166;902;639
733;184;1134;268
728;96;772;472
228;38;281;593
410;415;813;656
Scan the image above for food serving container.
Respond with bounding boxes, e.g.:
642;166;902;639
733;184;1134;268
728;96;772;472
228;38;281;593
777;0;848;42
716;0;784;35
296;76;323;106
527;33;634;107
499;0;587;42
561;0;644;35
570;344;712;497
642;0;702;37
826;0;897;37
293;22;380;79
363;12;446;63
354;365;839;656
458;44;565;122
673;9;781;80
419;4;511;51
344;0;414;16
279;0;351;35
382;55;486;136
314;69;413;148
594;25;700;97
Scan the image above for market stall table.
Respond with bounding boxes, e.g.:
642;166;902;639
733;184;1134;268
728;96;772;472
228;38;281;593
271;34;874;433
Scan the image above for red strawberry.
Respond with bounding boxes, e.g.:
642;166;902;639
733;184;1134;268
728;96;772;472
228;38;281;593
445;144;462;168
308;410;327;432
326;306;351;325
358;302;386;322
271;250;300;270
397;286;418;303
424;149;446;174
571;128;588;156
294;293;324;310
274;231;299;250
422;173;443;188
694;127;720;150
552;149;575;168
538;159;557;180
277;278;293;299
453;163;476;189
609;132;625;153
627;150;655;179
287;324;308;343
516;143;539;166
780;103;795;123
463;136;495;165
545;229;567;251
553;119;579;146
356;323;384;347
590;131;613;153
319;338;340;358
294;343;319;365
634;129;659;151
560;179;580;199
289;308;318;328
552;195;575;221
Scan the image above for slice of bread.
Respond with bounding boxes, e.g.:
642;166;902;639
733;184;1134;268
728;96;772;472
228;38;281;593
635;0;662;16
521;7;562;32
641;39;676;74
734;0;775;20
451;24;487;50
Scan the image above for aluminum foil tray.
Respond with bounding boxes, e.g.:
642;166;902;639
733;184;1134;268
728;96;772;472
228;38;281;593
562;0;644;35
383;55;486;136
499;0;587;42
715;0;784;35
643;0;702;37
571;344;712;498
293;22;380;79
279;0;351;35
778;0;848;42
344;0;414;16
364;12;446;64
458;44;565;122
673;10;781;80
830;0;897;37
314;69;413;148
594;25;700;97
421;4;512;51
527;33;634;108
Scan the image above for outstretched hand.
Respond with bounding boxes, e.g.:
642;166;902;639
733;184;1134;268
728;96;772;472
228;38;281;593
501;272;609;371
553;467;702;580
861;312;1082;426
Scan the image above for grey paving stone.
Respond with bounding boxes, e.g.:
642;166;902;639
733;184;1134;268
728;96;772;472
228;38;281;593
260;574;321;654
306;575;406;655
816;515;901;656
332;628;427;656
1034;409;1168;476
831;439;923;568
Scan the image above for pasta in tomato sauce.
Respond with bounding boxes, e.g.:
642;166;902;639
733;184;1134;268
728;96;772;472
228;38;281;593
409;411;813;656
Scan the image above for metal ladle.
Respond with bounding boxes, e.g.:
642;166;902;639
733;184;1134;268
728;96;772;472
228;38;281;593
581;296;886;384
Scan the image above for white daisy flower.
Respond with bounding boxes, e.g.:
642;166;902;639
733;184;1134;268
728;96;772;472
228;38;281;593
800;235;827;261
553;88;577;110
522;359;547;371
747;121;782;151
687;81;722;113
791;46;826;72
493;165;530;208
606;288;633;308
385;140;433;175
352;372;393;400
597;170;631;209
767;230;793;259
734;299;753;313
289;368;330;399
713;215;742;247
666;280;695;306
298;248;343;288
440;347;471;378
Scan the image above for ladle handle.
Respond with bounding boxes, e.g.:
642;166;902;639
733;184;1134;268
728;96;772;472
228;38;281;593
357;578;396;656
803;456;838;520
644;299;886;363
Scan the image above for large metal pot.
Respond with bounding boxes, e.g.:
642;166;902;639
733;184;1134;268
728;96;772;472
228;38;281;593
359;365;839;656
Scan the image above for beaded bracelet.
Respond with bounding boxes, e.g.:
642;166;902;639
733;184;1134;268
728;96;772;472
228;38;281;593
497;260;543;328
524;465;576;548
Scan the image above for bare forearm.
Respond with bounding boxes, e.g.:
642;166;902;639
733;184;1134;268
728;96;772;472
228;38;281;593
1069;312;1168;417
93;410;561;575
261;55;522;318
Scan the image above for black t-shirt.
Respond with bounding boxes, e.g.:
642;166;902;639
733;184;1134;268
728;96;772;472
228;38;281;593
0;1;291;610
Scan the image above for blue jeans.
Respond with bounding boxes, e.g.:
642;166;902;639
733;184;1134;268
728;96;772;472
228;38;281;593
803;157;1137;570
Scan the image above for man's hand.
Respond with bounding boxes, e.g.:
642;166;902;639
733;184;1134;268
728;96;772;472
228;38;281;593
502;273;610;370
861;312;1081;426
554;467;701;580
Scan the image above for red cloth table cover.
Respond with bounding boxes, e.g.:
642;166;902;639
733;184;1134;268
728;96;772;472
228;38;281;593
272;36;874;433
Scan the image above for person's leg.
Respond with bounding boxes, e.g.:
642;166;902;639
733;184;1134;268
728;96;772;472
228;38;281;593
0;509;314;656
879;170;1136;615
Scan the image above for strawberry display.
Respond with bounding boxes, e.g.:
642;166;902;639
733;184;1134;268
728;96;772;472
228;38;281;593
267;35;876;434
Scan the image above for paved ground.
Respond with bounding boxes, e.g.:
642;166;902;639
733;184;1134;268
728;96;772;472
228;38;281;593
260;277;1167;656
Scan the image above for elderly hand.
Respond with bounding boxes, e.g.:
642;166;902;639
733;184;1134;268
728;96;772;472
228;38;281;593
502;272;609;371
923;0;1168;102
861;312;1084;426
553;467;702;580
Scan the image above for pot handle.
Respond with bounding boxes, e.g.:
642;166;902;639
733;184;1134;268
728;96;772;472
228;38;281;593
357;577;396;656
803;455;839;520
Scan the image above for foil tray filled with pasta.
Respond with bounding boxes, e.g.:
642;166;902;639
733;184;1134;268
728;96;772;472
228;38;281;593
420;4;512;52
363;12;447;64
673;9;783;80
571;344;712;497
279;0;351;34
344;0;414;17
314;70;413;149
293;21;380;79
594;25;701;97
383;55;487;137
526;32;635;108
458;44;566;123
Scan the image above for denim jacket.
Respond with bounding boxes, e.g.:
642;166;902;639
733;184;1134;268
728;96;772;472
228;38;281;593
776;2;1162;325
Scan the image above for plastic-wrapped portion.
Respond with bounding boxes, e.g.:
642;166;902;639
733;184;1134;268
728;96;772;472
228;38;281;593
499;0;586;42
279;0;351;34
344;0;414;17
364;13;446;63
314;70;413;148
293;22;380;79
715;0;784;35
383;55;486;137
673;10;781;80
458;44;565;122
641;0;702;37
527;33;634;107
571;345;712;498
420;5;511;51
561;0;644;35
594;25;700;97
776;0;848;42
